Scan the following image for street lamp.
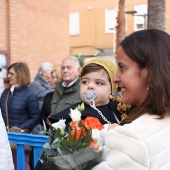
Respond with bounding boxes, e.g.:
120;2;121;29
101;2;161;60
125;10;137;15
125;10;147;29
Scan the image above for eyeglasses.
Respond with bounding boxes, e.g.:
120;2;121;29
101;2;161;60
8;72;15;77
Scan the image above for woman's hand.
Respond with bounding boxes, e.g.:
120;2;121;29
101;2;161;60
108;123;119;130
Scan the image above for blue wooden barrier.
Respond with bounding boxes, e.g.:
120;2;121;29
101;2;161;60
8;132;48;170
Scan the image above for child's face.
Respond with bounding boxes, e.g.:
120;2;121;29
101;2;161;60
80;68;112;106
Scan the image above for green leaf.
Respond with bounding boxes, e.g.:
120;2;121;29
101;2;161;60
54;128;62;139
68;127;73;143
81;129;92;148
60;139;70;147
73;129;77;144
78;123;85;128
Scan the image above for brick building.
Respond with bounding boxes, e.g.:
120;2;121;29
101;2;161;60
0;0;69;82
69;0;170;62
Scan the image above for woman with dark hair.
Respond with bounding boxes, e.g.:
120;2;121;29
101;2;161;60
0;62;40;170
93;29;170;170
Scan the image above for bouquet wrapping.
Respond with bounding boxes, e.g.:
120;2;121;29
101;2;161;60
41;103;104;170
47;147;102;170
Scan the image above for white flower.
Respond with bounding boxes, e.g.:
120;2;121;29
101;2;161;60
91;129;103;152
91;129;100;141
51;119;66;135
69;108;81;122
51;119;66;130
94;140;103;152
77;103;85;112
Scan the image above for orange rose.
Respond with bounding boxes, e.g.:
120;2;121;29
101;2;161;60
70;129;82;141
84;117;104;130
89;139;96;149
81;120;85;125
70;121;78;129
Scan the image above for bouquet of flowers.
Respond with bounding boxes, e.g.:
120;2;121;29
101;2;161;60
42;103;104;170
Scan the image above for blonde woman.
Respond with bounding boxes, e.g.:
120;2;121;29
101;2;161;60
40;67;62;130
0;62;40;170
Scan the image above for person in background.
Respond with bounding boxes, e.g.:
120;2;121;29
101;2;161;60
40;68;62;130
29;62;53;109
93;29;170;170
0;65;5;97
49;67;62;89
29;67;62;170
50;56;82;116
0;62;40;170
0;109;14;170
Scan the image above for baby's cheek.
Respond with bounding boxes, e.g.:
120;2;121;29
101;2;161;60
80;88;85;100
96;93;110;105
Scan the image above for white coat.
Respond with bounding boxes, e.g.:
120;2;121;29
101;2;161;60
93;114;170;170
0;72;4;97
0;109;14;170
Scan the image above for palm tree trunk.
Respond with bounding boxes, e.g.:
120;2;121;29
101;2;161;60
147;0;166;31
114;0;126;53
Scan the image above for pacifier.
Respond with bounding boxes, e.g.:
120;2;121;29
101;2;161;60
84;90;97;103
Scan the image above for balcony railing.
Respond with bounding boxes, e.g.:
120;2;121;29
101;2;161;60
8;132;48;170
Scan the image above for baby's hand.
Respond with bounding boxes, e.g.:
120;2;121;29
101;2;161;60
108;123;119;130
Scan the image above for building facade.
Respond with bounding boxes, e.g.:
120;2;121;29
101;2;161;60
69;0;170;62
0;0;69;81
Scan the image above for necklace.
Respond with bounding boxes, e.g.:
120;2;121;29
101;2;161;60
113;96;131;120
89;99;111;124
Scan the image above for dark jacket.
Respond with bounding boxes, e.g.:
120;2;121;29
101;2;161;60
29;74;53;109
40;91;54;129
0;87;40;129
51;78;81;115
49;101;122;126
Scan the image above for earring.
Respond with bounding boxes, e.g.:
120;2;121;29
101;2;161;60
147;86;149;90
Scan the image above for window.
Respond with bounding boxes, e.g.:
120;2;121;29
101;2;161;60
134;4;147;31
0;51;9;78
137;24;144;30
105;8;116;33
69;12;80;35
